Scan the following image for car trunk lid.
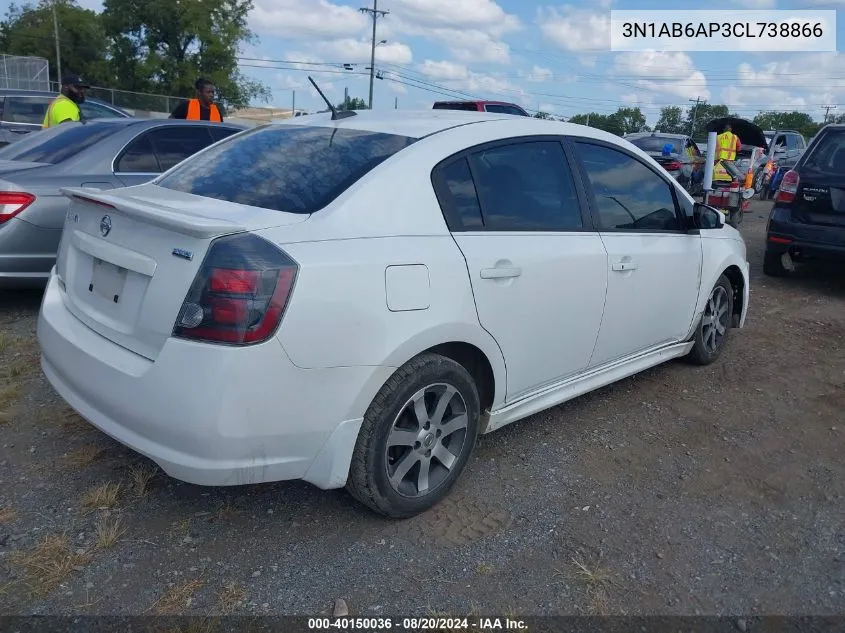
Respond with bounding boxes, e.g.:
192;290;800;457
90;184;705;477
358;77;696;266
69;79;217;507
56;185;308;360
792;130;845;229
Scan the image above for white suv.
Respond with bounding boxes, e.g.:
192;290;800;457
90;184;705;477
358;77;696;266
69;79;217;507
37;110;750;518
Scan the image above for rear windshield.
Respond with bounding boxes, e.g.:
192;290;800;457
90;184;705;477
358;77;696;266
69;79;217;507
629;136;684;153
433;102;478;111
156;124;417;214
0;121;122;164
802;129;845;174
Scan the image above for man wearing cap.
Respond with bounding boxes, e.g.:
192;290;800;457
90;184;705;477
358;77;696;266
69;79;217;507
42;74;89;128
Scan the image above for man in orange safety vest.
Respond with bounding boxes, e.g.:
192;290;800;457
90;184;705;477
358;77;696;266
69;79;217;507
170;78;223;122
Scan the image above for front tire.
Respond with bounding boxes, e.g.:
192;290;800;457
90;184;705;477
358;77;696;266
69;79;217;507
687;275;734;366
346;353;481;518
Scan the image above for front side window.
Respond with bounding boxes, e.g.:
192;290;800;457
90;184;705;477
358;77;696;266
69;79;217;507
147;127;215;172
469;141;583;231
157;125;417;214
575;141;680;232
115;133;160;173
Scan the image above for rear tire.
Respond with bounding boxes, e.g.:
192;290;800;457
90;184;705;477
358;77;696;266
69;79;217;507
346;353;481;518
686;275;734;366
763;251;790;277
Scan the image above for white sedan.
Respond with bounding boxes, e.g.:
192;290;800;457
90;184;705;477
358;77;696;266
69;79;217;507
37;110;749;518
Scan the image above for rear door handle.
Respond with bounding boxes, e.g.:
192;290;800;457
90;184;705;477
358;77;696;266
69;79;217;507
480;266;522;279
611;261;638;272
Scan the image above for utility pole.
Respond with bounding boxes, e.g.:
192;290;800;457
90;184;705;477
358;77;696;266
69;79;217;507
360;0;388;109
689;96;704;138
394;96;398;110
291;90;295;117
51;0;62;86
822;104;837;123
344;86;349;110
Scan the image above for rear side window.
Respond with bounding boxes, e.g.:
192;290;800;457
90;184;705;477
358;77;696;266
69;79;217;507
115;134;160;173
147;127;215;171
434;158;484;230
157;125;417;214
471;141;582;231
484;104;527;116
0;121;121;163
803;129;845;175
3;97;49;124
433;102;478;112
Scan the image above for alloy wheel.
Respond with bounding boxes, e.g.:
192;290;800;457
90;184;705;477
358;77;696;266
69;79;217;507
701;285;730;355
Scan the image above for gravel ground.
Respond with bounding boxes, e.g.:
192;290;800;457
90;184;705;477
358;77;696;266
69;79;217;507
1;200;844;617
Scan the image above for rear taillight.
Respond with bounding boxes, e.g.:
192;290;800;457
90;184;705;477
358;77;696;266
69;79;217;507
0;192;35;224
664;161;682;170
173;233;298;346
775;170;800;204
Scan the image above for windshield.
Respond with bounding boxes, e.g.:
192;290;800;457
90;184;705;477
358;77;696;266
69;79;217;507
803;129;845;175
629;136;684;153
0;121;122;164
156;124;417;214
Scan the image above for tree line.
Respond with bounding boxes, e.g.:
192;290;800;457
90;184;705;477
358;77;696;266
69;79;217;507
534;103;843;140
0;0;270;108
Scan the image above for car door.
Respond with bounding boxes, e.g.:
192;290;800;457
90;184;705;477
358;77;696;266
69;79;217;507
433;138;609;402
570;138;703;368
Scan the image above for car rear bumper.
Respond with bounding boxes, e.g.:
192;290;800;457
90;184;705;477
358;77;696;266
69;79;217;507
38;272;393;489
766;215;845;261
0;218;59;286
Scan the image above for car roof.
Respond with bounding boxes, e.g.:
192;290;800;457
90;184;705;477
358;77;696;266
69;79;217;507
60;118;246;130
627;132;688;139
0;88;130;112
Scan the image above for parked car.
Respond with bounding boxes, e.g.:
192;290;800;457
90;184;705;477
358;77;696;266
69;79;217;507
752;129;807;194
0;118;244;287
37;110;749;518
0;89;131;147
433;100;529;116
625;132;706;194
764;123;845;276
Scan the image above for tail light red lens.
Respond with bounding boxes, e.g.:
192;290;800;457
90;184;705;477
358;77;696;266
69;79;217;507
664;161;682;170
173;233;298;346
775;170;799;204
0;192;35;224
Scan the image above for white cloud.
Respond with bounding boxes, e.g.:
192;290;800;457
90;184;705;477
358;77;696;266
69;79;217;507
539;103;557;113
526;65;553;83
730;0;778;7
250;0;367;39
418;60;470;81
537;6;610;52
390;0;520;37
418;60;522;101
314;39;413;65
614;51;709;100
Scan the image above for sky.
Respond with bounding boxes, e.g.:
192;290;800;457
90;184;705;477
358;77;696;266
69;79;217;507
56;0;845;123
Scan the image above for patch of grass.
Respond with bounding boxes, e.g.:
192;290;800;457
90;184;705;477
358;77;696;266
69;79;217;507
66;445;105;469
569;556;615;615
476;563;494;575
95;515;126;549
0;506;17;524
149;577;205;615
8;534;90;596
172;518;192;536
216;499;238;519
130;463;157;497
216;582;246;615
0;384;23;413
58;408;91;434
81;482;121;513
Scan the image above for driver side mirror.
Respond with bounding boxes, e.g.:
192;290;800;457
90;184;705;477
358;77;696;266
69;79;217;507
692;202;724;230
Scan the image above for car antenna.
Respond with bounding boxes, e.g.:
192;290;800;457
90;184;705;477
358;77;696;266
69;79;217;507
308;76;356;121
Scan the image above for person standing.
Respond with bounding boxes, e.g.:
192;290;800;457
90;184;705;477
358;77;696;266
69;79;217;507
716;123;741;162
42;74;89;128
170;78;223;122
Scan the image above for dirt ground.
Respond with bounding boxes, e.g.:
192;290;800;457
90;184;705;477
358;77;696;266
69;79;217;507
1;200;843;618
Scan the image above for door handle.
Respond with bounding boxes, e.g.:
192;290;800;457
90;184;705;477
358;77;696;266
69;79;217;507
480;266;522;279
611;261;638;272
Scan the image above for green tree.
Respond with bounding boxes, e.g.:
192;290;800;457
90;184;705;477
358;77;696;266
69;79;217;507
533;111;552;119
336;96;367;111
655;106;686;134
689;103;729;141
0;0;111;85
101;0;269;108
609;106;646;135
753;111;822;139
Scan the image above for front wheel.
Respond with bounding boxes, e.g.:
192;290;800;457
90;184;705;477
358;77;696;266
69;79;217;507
346;353;481;518
686;275;734;366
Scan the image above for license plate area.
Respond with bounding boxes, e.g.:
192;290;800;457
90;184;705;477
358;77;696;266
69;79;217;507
89;258;127;304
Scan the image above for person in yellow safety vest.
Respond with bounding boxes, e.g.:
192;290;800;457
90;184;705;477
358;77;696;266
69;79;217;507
716;124;741;161
42;74;89;128
169;78;223;122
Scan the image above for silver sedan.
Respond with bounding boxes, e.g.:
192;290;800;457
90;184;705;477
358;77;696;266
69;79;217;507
0;118;245;287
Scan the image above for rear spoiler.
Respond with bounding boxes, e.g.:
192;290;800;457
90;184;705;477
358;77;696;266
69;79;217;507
61;187;248;239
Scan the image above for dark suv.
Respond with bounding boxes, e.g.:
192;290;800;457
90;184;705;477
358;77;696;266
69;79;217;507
764;124;845;276
0;89;130;147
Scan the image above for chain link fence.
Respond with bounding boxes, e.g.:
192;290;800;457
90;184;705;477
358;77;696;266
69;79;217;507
0;54;51;90
47;81;183;113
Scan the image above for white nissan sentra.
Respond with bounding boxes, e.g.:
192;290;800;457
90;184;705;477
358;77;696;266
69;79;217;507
37;110;749;518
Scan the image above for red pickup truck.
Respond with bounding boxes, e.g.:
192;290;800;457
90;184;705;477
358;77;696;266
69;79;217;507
432;100;529;117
